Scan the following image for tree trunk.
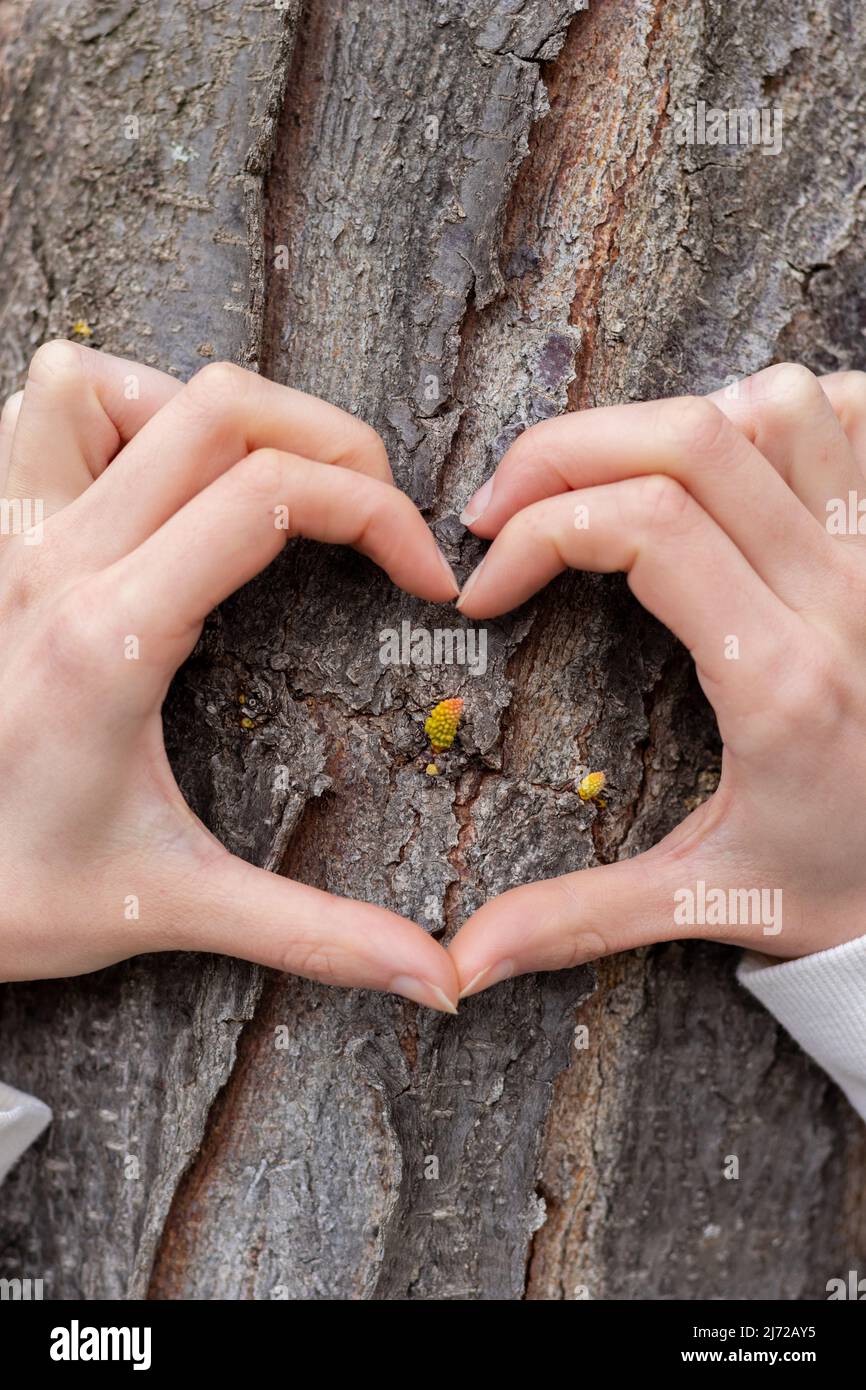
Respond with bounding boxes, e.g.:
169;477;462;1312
1;0;864;1300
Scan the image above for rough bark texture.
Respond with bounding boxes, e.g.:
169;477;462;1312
1;0;865;1300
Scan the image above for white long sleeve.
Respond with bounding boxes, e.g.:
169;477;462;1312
0;1080;51;1184
738;933;866;1122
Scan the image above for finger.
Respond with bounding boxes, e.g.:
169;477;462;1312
457;476;799;706
4;340;182;512
816;370;866;473
450;854;685;995
97;448;458;688
459;396;831;609
0;390;23;494
60;361;395;563
175;856;460;1011
706;363;864;526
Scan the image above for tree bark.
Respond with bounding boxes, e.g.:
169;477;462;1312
1;0;864;1300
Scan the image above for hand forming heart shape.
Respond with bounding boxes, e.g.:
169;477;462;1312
2;346;866;1008
0;344;458;1009
450;364;866;993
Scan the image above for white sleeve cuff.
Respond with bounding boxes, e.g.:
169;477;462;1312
738;934;866;1123
0;1080;52;1184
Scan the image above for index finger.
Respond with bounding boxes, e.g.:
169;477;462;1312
90;448;460;697
56;362;395;565
459;397;830;612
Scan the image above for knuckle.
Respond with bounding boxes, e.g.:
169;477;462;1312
836;369;866;395
771;644;843;733
497;416;555;475
828;370;866;423
515;500;558;554
235;447;286;500
329;413;389;472
660;395;728;456
773;674;821;732
44;586;115;679
630;473;692;531
548;881;610;968
288;941;342;986
366;477;406;532
28;338;84;386
354;419;389;471
187;359;250;406
561;928;609;970
762;361;821;405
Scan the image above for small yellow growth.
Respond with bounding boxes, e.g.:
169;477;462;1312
240;716;255;730
424;697;464;753
71;319;93;339
238;692;246;705
577;771;606;805
425;763;440;776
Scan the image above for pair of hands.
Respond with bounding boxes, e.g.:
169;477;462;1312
2;342;865;1013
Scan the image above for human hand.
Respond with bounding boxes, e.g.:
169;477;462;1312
451;365;866;996
0;342;460;1012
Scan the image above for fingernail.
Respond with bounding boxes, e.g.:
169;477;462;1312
460;958;514;998
456;556;486;611
390;975;459;1014
460;476;494;527
459;966;490;998
435;544;460;597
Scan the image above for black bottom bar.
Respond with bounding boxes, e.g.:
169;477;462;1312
0;1297;860;1375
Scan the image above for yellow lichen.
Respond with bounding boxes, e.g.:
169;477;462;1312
424;697;464;753
577;771;606;805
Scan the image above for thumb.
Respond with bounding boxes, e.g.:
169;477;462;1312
171;853;460;1014
450;853;688;997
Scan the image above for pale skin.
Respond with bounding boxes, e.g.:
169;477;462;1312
452;363;866;995
0;342;461;1012
1;345;865;1011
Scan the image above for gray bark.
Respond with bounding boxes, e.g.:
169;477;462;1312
1;0;864;1300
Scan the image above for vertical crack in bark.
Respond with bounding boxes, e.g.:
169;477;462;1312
145;0;304;1298
259;0;317;380
551;0;672;407
441;767;487;941
147;971;286;1299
